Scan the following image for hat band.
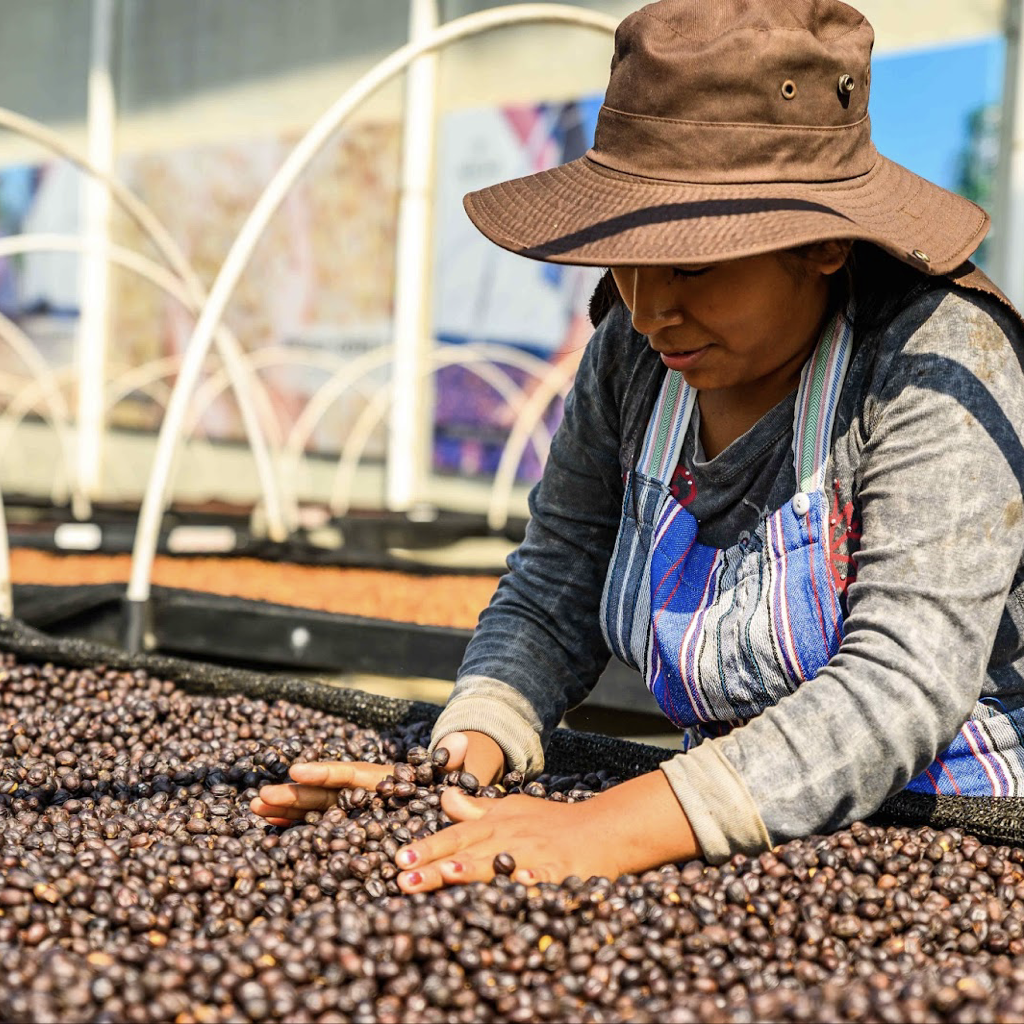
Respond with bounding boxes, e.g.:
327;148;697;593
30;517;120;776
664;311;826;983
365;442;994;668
590;105;878;185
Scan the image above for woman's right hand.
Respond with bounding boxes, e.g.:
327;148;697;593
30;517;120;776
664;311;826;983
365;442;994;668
250;731;506;827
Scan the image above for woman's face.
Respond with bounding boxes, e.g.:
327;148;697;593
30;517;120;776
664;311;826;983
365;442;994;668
611;250;847;397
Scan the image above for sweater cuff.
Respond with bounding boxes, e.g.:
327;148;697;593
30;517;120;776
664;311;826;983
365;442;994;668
660;742;772;864
430;676;546;777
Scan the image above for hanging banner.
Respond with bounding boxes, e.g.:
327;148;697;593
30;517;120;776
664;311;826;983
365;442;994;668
430;97;603;480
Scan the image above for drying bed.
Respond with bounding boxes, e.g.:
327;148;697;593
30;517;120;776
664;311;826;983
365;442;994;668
9;552;659;713
10;550;499;630
5;619;1024;1022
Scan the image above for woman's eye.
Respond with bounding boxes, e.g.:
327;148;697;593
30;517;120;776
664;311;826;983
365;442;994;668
671;266;712;279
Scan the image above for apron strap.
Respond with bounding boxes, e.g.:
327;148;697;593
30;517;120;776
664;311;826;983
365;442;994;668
635;301;854;491
637;368;695;483
792;302;855;495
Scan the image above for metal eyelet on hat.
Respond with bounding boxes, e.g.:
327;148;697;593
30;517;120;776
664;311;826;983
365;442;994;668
911;249;931;264
838;74;856;95
781;80;797;100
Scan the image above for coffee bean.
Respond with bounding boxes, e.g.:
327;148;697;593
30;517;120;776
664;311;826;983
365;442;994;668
493;852;516;876
4;651;1024;1022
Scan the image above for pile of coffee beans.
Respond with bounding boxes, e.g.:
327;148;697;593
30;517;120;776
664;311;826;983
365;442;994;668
4;651;1024;1022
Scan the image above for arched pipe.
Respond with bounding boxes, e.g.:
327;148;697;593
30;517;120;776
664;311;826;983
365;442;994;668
0;233;192;305
0;110;287;539
187;340;551;515
1;360;181;477
328;346;542;517
0;233;287;533
106;378;174;418
487;350;584;532
125;4;617;637
0;483;10;618
280;346;397;504
0;313;76;506
0;363;182;508
0;364;77;506
181;346;388;448
281;340;558;473
104;356;187;413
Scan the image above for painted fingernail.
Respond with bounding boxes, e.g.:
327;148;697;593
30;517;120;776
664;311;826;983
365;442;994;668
402;871;422;887
397;849;417;867
447;862;465;875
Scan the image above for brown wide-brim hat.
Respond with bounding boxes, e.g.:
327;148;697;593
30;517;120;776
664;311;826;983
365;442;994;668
463;0;989;277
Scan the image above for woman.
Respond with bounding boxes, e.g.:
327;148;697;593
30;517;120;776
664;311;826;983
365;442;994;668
253;0;1024;891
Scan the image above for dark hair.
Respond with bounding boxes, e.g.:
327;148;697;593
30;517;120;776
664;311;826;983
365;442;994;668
844;241;937;336
585;243;938;523
588;269;621;330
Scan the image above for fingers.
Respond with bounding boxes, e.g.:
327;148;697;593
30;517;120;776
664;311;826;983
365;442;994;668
515;865;549;885
395;817;491;871
397;850;554;893
435;732;505;784
249;797;311;821
288;761;393;788
440;787;489;823
435;732;468;768
463;733;506;785
253;783;339;813
399;854;493;893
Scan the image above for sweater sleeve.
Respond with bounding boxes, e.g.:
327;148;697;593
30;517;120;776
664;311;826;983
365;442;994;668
430;306;648;774
661;291;1024;859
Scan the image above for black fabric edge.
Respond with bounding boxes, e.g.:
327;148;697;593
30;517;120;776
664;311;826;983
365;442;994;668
2;613;1023;838
0;616;670;778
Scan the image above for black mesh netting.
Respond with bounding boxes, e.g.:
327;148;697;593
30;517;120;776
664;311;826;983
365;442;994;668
2;613;1024;848
0;616;664;781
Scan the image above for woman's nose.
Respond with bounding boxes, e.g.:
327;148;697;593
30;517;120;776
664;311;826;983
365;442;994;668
621;267;685;336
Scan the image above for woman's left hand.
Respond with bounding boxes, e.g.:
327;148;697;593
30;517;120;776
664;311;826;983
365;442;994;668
394;770;703;892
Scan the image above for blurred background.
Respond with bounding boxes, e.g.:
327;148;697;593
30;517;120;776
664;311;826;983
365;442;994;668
0;0;1015;518
0;0;1019;730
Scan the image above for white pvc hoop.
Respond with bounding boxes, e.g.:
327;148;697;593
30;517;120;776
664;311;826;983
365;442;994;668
329;345;540;516
0;313;76;505
104;356;190;413
0;371;29;395
0;481;10;618
487;348;585;531
107;378;174;418
0;233;290;529
0;109;288;540
0;363;214;512
0;233;181;509
126;4;616;608
278;339;558;513
283;341;557;462
0;360;183;477
181;346;385;448
0;365;77;506
279;346;396;504
0;233;191;303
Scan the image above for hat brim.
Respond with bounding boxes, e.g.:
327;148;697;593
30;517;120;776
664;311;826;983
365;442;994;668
462;154;989;277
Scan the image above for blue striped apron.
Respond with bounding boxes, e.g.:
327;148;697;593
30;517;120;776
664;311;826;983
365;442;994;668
601;305;1024;796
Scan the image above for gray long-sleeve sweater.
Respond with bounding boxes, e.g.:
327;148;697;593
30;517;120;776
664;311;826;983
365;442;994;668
431;278;1024;861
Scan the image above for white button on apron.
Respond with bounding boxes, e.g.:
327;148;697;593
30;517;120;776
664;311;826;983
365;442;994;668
792;492;811;516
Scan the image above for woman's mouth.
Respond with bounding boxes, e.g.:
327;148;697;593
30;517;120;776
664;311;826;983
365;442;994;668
658;346;711;371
